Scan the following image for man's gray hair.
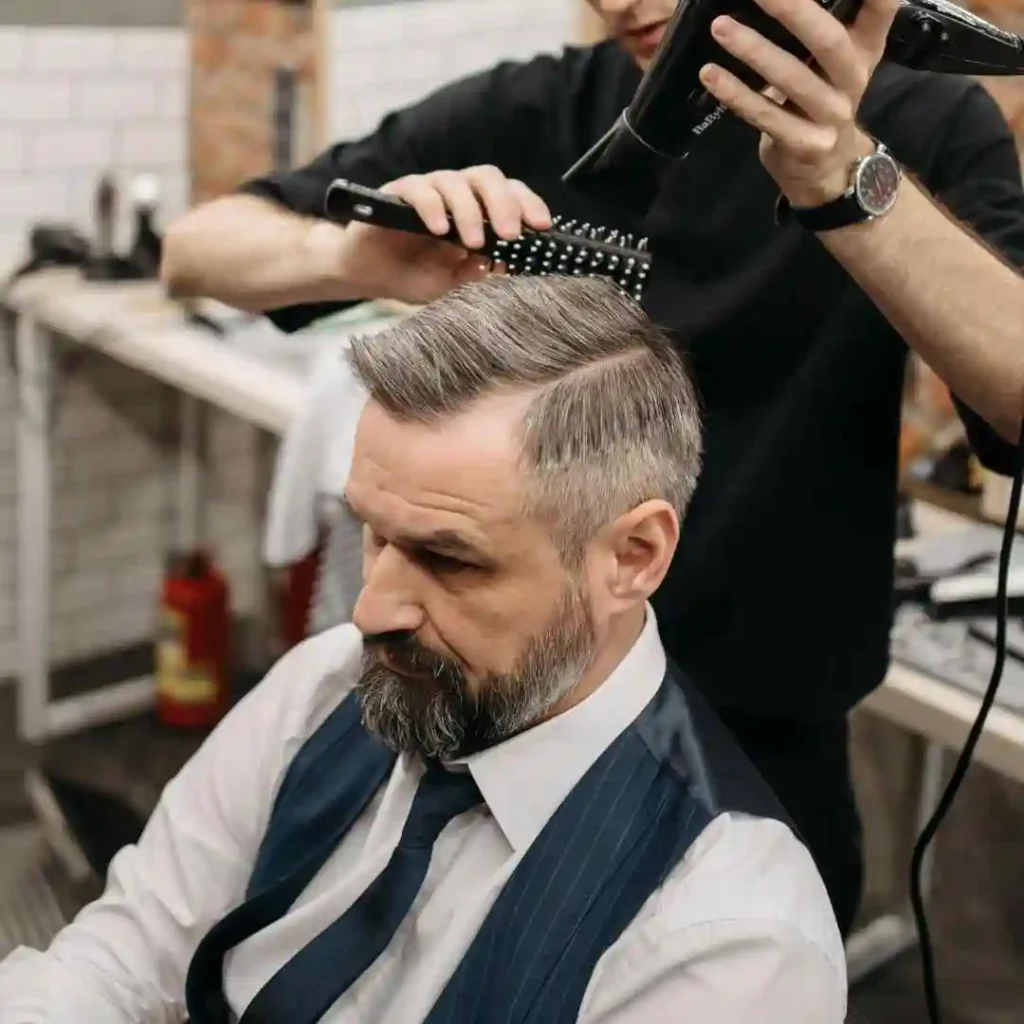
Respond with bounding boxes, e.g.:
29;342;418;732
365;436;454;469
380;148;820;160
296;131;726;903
346;275;703;563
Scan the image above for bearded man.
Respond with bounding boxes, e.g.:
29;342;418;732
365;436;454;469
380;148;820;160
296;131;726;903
0;276;845;1024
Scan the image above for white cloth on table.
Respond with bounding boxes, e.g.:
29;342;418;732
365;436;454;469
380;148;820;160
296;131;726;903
262;343;368;631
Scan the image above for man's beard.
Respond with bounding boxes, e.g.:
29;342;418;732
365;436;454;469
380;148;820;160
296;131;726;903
358;582;596;762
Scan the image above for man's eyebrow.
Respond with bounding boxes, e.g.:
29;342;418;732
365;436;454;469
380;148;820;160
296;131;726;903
341;494;492;563
400;529;490;561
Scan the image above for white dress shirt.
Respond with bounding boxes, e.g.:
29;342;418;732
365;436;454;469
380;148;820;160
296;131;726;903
0;612;847;1023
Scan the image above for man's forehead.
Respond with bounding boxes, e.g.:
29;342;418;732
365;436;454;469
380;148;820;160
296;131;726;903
349;397;529;523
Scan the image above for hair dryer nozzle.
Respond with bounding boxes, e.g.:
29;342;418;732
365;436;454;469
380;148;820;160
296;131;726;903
561;111;675;218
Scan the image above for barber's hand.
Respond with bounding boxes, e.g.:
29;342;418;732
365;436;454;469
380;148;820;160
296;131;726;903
337;166;552;305
697;0;901;207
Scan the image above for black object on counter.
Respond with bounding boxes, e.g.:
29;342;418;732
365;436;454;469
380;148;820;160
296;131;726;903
84;174;128;281
894;558;933;607
928;440;981;494
123;174;164;279
896;494;917;541
5;224;92;285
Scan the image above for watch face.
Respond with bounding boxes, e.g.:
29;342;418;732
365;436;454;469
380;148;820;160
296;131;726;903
855;153;901;218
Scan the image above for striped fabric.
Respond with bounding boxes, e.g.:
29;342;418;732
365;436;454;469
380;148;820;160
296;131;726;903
185;669;790;1024
423;728;709;1024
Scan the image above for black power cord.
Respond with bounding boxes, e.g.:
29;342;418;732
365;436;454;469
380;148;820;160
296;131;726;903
909;419;1024;1024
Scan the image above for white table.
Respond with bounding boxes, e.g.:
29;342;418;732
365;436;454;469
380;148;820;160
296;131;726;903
1;260;407;744
1;264;325;743
846;503;1024;981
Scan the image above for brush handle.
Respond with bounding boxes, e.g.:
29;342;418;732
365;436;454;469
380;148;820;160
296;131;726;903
324;177;498;249
323;176;653;303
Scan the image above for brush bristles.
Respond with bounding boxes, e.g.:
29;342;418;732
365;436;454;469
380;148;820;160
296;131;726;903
488;215;651;302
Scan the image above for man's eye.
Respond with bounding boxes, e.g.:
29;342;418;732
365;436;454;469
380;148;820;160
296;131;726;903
418;550;471;573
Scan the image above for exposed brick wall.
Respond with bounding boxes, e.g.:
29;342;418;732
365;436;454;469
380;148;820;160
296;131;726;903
187;0;318;205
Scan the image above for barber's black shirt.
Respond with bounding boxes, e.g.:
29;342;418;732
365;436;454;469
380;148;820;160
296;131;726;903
241;41;1024;721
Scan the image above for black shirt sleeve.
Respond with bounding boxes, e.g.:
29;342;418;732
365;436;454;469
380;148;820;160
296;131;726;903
237;58;558;334
929;83;1024;476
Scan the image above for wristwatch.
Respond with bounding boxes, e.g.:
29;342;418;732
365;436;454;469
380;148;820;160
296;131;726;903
777;142;903;233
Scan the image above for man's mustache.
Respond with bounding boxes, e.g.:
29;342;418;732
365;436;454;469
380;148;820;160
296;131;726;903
362;631;460;679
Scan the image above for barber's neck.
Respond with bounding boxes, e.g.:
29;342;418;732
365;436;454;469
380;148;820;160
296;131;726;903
545;604;648;722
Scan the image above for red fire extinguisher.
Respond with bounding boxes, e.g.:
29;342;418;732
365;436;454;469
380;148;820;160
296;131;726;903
155;550;231;729
273;530;326;657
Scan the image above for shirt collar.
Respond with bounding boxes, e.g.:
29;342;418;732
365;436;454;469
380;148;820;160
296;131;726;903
456;604;666;853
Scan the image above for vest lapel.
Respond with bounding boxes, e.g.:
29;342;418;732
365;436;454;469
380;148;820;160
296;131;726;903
425;666;790;1024
647;663;794;831
185;690;395;1024
425;684;710;1024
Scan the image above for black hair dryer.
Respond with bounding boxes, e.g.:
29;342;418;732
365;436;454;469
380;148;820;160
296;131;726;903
562;0;1024;215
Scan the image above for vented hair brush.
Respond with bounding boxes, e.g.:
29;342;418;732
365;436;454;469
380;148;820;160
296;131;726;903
323;178;652;302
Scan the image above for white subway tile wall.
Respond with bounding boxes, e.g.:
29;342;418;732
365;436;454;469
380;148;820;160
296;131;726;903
0;25;261;675
0;26;190;254
328;0;575;141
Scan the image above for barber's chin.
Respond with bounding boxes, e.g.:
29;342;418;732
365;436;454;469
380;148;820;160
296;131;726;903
623;21;667;66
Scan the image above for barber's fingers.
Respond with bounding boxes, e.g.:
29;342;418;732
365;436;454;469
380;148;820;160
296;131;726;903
463;165;552;236
381;175;452;236
428;166;552;248
428;169;499;248
710;16;854;127
701;63;839;155
512;179;552;230
383;168;551;251
458;165;520;239
384;170;488;249
849;0;902;59
742;0;867;100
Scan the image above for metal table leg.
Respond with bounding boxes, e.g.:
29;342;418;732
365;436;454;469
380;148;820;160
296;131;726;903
177;393;204;552
846;740;946;983
15;314;53;744
14;316;155;743
38;371;222;734
250;427;276;667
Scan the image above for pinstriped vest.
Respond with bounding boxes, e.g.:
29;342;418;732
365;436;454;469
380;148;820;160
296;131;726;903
186;664;792;1024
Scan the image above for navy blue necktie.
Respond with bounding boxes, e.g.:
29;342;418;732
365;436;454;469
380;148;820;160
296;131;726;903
238;763;483;1024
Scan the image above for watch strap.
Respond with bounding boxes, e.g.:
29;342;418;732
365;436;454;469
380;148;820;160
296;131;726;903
775;190;872;232
775;141;900;232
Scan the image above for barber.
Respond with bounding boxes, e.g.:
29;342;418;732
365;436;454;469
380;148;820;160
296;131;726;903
162;0;1024;937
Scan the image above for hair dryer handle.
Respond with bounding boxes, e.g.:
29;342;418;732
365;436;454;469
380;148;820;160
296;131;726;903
563;0;865;213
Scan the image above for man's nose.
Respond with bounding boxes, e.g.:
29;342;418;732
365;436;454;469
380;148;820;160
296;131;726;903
352;545;425;639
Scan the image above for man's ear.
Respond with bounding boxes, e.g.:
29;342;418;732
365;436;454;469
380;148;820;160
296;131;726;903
600;500;679;606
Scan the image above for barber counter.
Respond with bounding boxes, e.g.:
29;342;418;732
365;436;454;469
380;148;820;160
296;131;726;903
0;255;403;743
